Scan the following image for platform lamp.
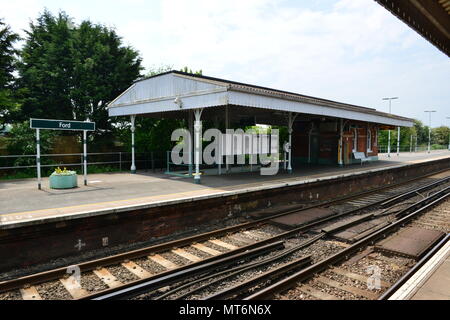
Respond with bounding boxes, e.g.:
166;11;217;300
424;110;436;154
447;117;450;151
382;97;398;157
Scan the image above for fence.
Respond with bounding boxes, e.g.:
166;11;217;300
378;145;449;153
0;151;167;179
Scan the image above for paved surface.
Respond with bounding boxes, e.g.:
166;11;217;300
411;242;450;300
0;150;449;228
389;237;450;300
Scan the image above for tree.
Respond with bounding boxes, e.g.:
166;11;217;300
432;126;450;146
0;19;20;130
17;10;75;121
180;66;202;75
71;20;142;141
16;10;143;143
116;66;186;153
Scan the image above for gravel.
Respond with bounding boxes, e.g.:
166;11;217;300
36;280;72;300
133;257;167;274
80;271;109;293
200;241;229;253
308;277;363;300
161;251;190;266
215;236;248;247
0;290;22;300
182;246;212;259
107;265;139;283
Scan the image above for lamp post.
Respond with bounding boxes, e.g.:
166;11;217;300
447;117;450;151
424;110;436;154
382;97;398;157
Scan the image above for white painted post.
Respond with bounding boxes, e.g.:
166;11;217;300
387;129;391;157
338;119;343;166
287;112;293;174
36;128;41;190
225;106;229;173
188;111;193;176
194;108;203;184
397;126;400;156
410;134;413;153
83;130;87;185
130;115;136;173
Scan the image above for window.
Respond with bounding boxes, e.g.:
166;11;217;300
352;128;357;152
367;128;372;152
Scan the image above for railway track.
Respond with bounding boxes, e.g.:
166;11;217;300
0;170;449;300
239;191;450;300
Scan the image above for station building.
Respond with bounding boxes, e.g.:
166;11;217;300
107;71;414;181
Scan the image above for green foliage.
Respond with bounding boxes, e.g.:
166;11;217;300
180;66;203;75
16;10;143;139
378;118;450;149
0;19;20;130
70;20;143;138
146;65;173;77
6;121;57;166
432;126;450;146
117;117;186;153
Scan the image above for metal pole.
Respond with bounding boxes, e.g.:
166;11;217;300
410;134;413;153
415;135;418;152
36;128;41;190
188;112;193;176
119;152;122;171
446;117;450;151
387;129;391;157
388;99;391;158
382;97;398;157
194;108;203;184
287;112;293;174
338;119;343;166
428;118;431;154
397;126;400;156
424;110;436;154
225;105;229;173
130;115;136;173
83;130;87;186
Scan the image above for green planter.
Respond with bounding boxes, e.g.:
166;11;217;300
49;172;78;189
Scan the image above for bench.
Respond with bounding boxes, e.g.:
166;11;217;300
353;152;370;165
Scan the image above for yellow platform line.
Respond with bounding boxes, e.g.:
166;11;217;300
0;188;226;220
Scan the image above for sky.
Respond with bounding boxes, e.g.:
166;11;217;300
1;0;449;127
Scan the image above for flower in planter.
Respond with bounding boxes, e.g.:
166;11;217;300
52;167;76;175
50;167;77;189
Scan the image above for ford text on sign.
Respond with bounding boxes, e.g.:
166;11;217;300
30;118;95;131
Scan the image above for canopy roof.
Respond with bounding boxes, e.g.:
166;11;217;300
376;0;450;57
108;71;414;127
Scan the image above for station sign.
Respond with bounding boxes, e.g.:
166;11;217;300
30;118;95;131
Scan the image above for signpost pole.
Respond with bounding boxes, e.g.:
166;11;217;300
36;128;41;190
30;118;95;190
83;130;87;186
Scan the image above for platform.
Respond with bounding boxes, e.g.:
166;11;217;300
389;236;450;300
1;150;449;229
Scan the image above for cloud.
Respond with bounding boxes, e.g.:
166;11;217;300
1;0;449;126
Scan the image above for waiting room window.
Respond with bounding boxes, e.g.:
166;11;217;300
352;128;357;152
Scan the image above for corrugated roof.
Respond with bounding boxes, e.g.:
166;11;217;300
133;70;412;123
